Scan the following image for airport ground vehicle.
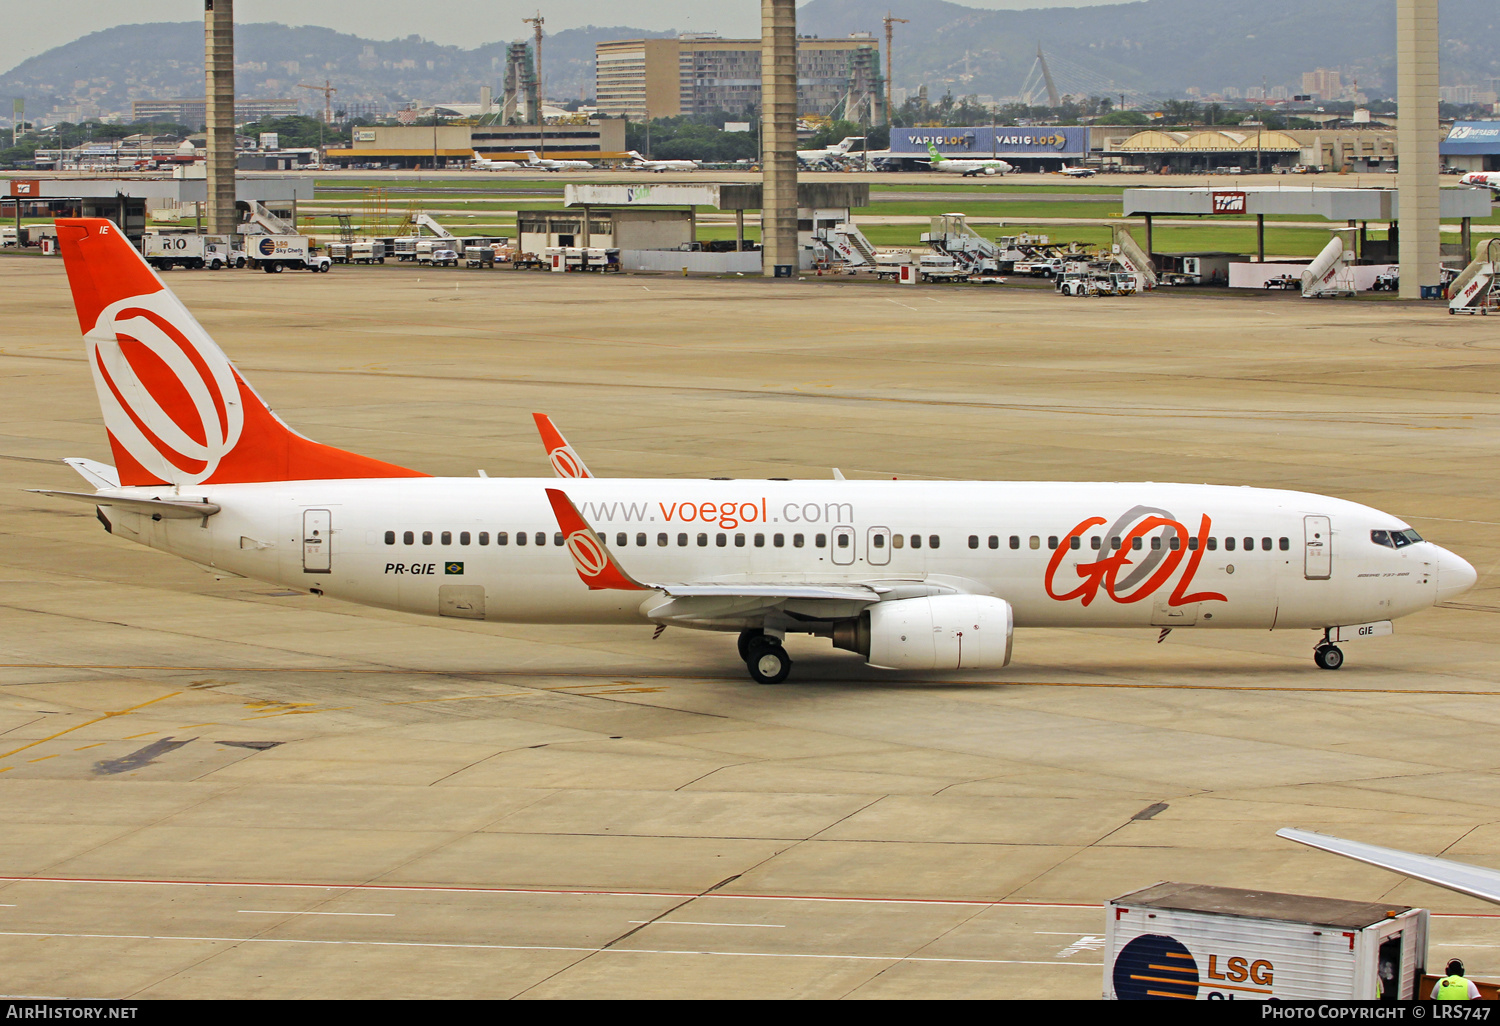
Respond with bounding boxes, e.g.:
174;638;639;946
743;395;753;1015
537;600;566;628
141;233;244;270
1015;257;1065;278
330;241;385;265
1105;882;1428;1000
1263;274;1300;290
37;218;1479;685
247;234;329;273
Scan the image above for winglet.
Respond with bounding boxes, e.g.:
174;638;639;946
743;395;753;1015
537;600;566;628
544;488;650;591
532;413;593;479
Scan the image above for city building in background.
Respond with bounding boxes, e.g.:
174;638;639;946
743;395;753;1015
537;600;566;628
596;33;883;121
130;98;300;126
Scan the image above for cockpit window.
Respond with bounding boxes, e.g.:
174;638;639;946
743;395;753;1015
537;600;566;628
1371;530;1392;548
1373;528;1423;549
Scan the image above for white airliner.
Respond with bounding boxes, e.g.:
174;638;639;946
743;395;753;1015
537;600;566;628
36;217;1476;684
521;151;593;172
798;137;863;167
923;141;1013;176
1056;164;1098;178
470;150;522;171
624;151;700;172
1460;171;1500;194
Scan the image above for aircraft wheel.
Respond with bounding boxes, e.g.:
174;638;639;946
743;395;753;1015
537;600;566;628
746;637;791;685
737;628;764;663
1314;644;1344;670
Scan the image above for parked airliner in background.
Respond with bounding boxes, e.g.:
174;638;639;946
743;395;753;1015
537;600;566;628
1056;164;1098;178
521;151;593;171
923;141;1013;176
470;150;522;171
624;151;701;172
1460;171;1500;194
36;218;1476;684
797;137;863;167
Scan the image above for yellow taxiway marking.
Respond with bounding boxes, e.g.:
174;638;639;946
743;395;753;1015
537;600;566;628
74;743;105;751
0;692;182;764
121;732;158;740
27;754;58;763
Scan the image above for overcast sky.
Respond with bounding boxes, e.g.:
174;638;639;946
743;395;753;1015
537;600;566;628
2;0;1126;75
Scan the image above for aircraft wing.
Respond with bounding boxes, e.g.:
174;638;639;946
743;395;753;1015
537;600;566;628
1277;827;1500;905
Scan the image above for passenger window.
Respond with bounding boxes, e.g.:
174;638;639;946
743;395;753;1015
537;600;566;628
1279;537;1289;551
968;535;979;549
1111;537;1121;550
1009;535;1020;550
989;535;999;549
793;534;804;548
637;533;647;547
892;534;903;549
1130;537;1141;551
1243;537;1253;552
384;531;395;545
616;532;627;546
1225;537;1236;552
440;531;451;545
553;533;563;546
774;533;785;547
717;533;727;547
837;534;848;548
1261;537;1272;551
1150;536;1161;551
422;531;433;545
1070;536;1081;551
1206;537;1216;551
658;533;668;546
1029;536;1040;550
816;534;827;548
872;534;884;549
1048;536;1058;550
735;533;746;547
677;533;687;546
516;531;527;546
755;533;765;547
1187;537;1197;551
460;532;470;546
911;535;922;549
479;532;489;546
929;535;940;549
497;532;508;546
403;531;414;545
1169;536;1180;551
697;533;708;547
1090;537;1101;551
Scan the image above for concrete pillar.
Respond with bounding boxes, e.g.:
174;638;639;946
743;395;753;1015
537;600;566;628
1396;0;1440;299
204;0;237;238
736;208;745;251
1257;214;1265;262
760;0;798;277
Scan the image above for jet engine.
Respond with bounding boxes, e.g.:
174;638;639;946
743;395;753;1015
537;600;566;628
833;595;1014;670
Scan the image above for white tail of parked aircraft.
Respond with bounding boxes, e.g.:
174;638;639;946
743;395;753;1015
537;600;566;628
35;217;1477;684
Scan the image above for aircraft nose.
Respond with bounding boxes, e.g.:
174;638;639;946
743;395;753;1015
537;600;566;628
1436;548;1478;604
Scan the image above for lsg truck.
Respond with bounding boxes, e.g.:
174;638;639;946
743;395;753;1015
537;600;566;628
1105;882;1428;1000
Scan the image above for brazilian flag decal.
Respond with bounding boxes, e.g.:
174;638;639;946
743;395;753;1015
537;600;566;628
444;561;464;575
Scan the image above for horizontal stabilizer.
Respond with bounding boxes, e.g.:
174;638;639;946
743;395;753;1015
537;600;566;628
1277;827;1500;906
30;489;220;519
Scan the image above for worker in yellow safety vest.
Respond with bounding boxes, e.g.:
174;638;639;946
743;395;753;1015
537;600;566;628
1435;959;1480;1000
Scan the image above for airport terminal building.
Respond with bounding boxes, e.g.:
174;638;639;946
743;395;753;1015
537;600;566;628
888;127;1090;172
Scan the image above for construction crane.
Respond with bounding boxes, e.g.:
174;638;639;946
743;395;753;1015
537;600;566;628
883;12;908;123
522;11;545;149
298;80;337;123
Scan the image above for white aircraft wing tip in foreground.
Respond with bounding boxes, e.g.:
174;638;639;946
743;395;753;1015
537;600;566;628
1278;827;1500;906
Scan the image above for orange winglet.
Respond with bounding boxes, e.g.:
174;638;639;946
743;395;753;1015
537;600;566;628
544;488;650;591
532;413;592;478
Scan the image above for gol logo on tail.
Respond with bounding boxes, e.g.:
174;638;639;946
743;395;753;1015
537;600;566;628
565;530;609;577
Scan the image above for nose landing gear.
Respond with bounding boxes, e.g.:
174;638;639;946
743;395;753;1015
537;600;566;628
739;629;791;684
1314;631;1345;671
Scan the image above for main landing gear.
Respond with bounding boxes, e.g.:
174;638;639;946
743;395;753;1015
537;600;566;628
738;629;792;685
1314;631;1345;671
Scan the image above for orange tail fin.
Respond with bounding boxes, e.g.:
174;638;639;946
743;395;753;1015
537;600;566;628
55;218;426;486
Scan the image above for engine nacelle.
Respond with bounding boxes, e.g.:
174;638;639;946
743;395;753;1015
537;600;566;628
833;595;1014;670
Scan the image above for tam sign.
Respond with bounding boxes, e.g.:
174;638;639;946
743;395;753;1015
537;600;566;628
1211;191;1247;214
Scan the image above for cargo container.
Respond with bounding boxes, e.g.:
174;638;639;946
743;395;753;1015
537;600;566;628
1105;882;1428;1000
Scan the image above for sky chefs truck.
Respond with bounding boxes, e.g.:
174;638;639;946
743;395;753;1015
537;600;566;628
247;234;331;273
1105;882;1428;1000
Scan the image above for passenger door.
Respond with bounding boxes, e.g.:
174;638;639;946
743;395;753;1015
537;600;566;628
302;509;331;573
831;525;856;566
866;527;891;566
1304;515;1332;580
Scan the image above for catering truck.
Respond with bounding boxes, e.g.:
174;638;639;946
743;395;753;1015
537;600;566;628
141;233;243;270
246;234;331;273
1105;882;1428;1000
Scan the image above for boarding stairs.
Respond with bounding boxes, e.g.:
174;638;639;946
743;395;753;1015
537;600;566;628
922;213;1003;274
1449;240;1498;315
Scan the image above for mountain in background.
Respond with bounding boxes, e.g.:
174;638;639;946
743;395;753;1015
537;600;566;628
800;0;1499;101
2;1;1497;123
0;22;668;121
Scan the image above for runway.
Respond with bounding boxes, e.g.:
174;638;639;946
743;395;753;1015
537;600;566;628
1;251;1498;997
